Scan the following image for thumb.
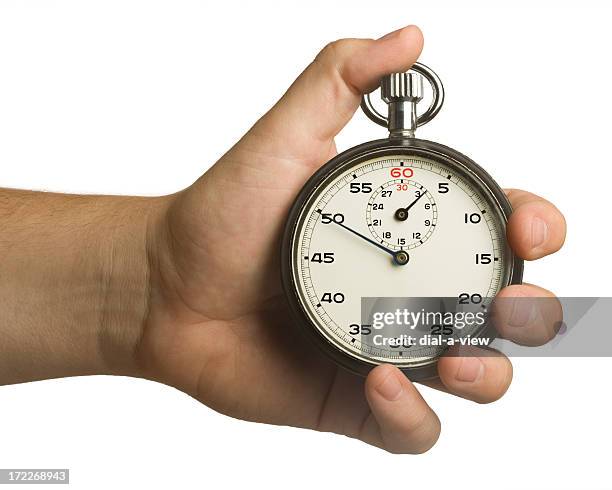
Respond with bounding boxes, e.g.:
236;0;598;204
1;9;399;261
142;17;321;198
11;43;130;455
243;25;424;165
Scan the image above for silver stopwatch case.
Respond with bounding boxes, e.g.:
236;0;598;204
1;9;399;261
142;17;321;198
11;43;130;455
281;63;523;380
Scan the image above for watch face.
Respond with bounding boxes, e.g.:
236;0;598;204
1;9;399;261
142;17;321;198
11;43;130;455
282;139;522;378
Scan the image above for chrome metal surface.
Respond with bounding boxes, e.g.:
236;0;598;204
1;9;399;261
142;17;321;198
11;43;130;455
361;62;445;137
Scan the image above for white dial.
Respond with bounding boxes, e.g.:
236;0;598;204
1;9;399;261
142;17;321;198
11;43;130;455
366;177;437;250
289;153;513;369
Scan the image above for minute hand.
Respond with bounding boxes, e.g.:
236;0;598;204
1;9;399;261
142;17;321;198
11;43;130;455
317;210;395;258
404;190;427;212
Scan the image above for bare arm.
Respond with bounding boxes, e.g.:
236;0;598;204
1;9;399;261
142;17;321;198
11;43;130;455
0;188;162;384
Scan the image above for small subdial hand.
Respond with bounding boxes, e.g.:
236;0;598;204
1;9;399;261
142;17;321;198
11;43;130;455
317;210;409;266
395;189;427;221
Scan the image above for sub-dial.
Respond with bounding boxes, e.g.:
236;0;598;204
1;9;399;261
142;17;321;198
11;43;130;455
366;179;437;250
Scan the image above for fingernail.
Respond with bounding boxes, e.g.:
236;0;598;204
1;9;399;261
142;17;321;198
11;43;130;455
455;358;484;383
376;371;403;401
509;296;534;328
554;321;566;335
531;217;548;249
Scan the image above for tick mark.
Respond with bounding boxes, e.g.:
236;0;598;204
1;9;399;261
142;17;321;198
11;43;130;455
446;174;452;179
351;338;356;343
400;161;405;166
352;174;357;179
316;303;321;308
304;256;309;260
482;209;487;214
494;257;499;262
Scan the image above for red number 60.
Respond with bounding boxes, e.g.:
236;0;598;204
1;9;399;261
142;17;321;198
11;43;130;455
390;167;414;178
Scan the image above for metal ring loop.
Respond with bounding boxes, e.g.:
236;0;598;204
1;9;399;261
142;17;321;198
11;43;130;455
360;62;445;129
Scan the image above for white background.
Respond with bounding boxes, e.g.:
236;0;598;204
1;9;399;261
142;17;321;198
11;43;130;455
0;2;611;489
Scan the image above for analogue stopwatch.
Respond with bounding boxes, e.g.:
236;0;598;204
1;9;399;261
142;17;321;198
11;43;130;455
281;63;523;380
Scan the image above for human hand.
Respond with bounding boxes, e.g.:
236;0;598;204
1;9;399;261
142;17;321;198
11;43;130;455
135;25;567;453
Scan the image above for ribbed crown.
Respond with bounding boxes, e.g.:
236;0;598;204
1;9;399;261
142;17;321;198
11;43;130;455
381;72;424;103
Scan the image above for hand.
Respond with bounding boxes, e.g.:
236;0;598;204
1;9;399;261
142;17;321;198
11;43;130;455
135;26;567;453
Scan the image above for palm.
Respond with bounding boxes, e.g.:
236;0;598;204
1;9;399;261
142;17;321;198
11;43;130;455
144;122;363;424
162;132;336;319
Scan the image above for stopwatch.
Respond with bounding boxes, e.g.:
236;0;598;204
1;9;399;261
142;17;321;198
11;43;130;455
281;63;523;380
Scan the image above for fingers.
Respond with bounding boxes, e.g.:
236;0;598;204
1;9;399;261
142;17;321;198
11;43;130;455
249;26;424;161
426;283;562;402
491;283;564;346
433;348;513;404
423;189;565;403
499;189;565;344
505;188;566;260
362;364;440;454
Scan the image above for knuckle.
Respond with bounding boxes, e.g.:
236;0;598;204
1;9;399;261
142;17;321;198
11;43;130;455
381;411;441;454
316;38;351;63
311;38;360;101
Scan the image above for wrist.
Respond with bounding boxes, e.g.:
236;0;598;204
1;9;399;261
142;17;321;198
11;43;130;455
97;194;172;379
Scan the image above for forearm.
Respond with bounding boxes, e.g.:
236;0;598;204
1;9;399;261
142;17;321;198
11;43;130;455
0;188;163;385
